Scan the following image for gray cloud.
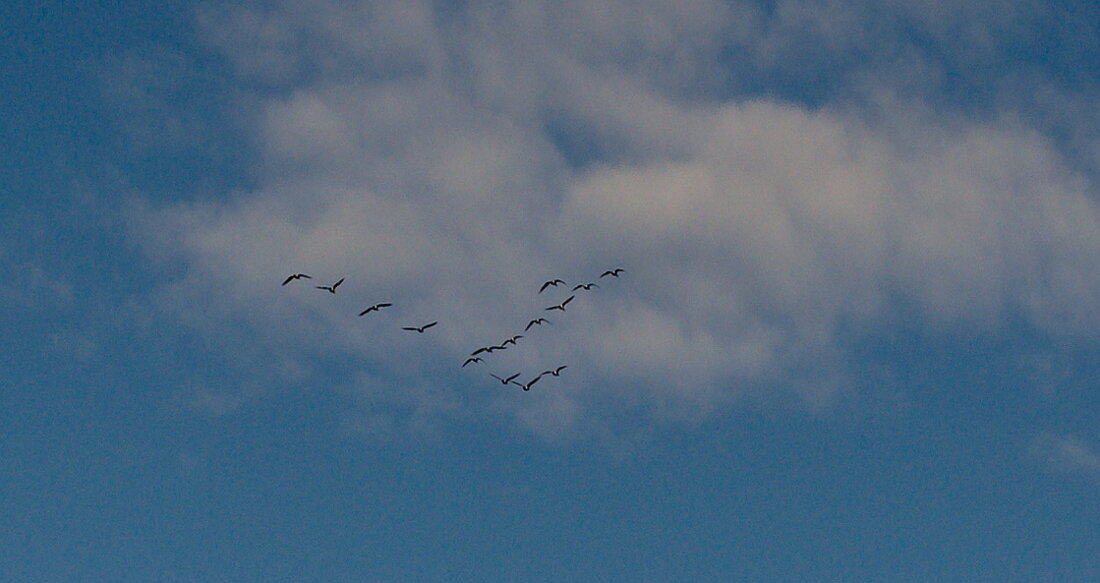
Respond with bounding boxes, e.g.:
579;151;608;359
132;0;1100;435
1031;433;1100;479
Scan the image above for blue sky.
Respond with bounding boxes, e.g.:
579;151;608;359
4;0;1100;581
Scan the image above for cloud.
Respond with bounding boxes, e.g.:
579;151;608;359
130;0;1100;435
1031;433;1100;479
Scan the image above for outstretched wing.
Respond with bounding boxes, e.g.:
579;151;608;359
562;295;575;307
505;373;521;383
422;321;438;330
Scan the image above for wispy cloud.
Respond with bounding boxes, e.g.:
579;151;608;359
128;0;1100;435
1030;433;1100;479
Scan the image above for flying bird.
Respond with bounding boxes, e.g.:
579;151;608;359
525;318;552;331
600;268;625;278
545;295;575;311
358;303;393;316
315;277;345;293
281;273;312;286
402;321;438;333
572;282;599;291
511;375;542;391
502;335;524;346
491;373;521;385
462;357;484;368
539;279;566;293
539;365;568;378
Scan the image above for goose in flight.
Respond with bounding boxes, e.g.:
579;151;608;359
281;273;312;286
539;279;566;293
572;282;599;291
315;278;345;293
525;318;552;331
491;372;521;385
539;365;568;378
600;268;624;278
502;335;524;346
511;375;542;391
471;344;507;356
358;303;393;316
462;357;484;368
402;321;438;333
545;295;575;311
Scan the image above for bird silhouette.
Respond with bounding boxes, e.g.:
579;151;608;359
462;357;484;368
502;335;524;346
402;321;438;333
572;282;599;291
511;375;542;391
525;318;552;331
315;278;345;293
358;303;393;316
545;295;575;311
491;373;521;385
599;268;624;278
281;273;312;286
539;279;566;293
539;365;568;377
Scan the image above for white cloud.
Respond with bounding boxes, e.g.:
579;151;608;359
132;0;1100;435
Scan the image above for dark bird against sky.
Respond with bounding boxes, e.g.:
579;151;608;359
512;375;542;391
539;279;566;293
600;268;624;278
358;303;393;316
402;321;438;333
572;282;599;291
462;357;483;368
525;318;552;331
539;365;568;377
545;295;575;311
281;273;312;286
315;277;345;293
491;373;521;385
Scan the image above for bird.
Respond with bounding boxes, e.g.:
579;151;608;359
502;335;524;346
511;375;542;391
315;277;345;293
539;279;566;293
539;365;568;377
545;295;575;311
572;282;599;291
491;373;521;385
462;357;484;368
281;273;312;286
600;268;624;278
358;303;393;316
525;318;552;331
402;321;438;333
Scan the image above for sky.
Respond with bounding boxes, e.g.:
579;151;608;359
3;0;1100;580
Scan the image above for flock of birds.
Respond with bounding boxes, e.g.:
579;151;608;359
281;268;626;391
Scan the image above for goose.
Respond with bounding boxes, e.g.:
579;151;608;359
525;318;552;331
491;373;521;385
539;279;566;293
315;278;345;293
358;303;393;316
599;268;624;278
281;273;312;286
545;295;575;311
401;321;438;333
511;375;542;391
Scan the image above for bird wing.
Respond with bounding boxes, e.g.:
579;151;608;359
332;278;345;289
359;308;371;316
282;275;295;286
562;295;575;306
505;373;521;382
378;303;392;308
423;321;438;329
556;365;568;373
525;320;537;330
539;281;553;293
472;347;488;356
401;327;418;331
527;375;542;387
